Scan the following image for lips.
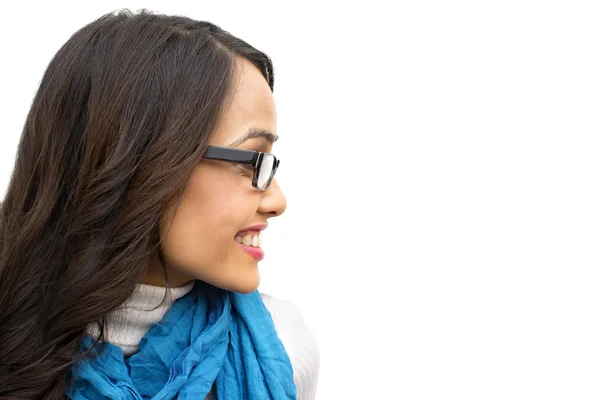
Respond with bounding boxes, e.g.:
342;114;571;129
234;224;267;261
235;224;267;236
235;241;264;261
234;224;266;261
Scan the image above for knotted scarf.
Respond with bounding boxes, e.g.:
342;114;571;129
67;280;297;399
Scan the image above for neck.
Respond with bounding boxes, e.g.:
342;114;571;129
85;280;196;356
141;257;197;287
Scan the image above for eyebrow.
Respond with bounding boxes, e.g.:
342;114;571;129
228;127;279;147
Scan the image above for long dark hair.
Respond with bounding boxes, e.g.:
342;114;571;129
0;8;274;398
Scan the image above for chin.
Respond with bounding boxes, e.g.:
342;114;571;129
230;279;260;294
232;287;258;295
184;256;261;294
224;271;261;294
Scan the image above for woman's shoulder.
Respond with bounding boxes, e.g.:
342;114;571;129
259;293;312;332
259;292;320;400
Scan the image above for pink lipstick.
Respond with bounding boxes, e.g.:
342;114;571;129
235;241;264;261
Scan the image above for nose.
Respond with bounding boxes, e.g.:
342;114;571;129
258;177;287;217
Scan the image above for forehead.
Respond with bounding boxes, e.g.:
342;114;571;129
210;57;277;147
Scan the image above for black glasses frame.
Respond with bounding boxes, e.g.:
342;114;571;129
202;145;280;191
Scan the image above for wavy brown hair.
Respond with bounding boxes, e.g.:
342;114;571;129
0;8;274;398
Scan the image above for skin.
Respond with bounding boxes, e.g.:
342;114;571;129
142;57;287;293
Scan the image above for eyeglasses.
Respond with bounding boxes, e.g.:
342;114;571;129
202;145;280;191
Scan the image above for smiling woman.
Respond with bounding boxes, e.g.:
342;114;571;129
141;56;285;294
0;8;319;400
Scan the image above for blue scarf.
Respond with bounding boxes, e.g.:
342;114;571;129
67;280;297;399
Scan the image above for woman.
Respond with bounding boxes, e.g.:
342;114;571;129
0;9;319;399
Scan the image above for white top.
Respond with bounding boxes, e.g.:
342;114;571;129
86;281;320;400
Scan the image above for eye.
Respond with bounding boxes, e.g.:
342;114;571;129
237;164;254;176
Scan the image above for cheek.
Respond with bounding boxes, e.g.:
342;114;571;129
185;167;255;237
160;166;259;267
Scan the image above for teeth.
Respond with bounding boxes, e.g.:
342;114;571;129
235;231;263;248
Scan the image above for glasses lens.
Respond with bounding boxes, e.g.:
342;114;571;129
257;154;275;190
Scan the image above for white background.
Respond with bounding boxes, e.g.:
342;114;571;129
1;1;599;398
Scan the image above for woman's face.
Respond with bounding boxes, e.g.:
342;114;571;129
145;57;286;293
